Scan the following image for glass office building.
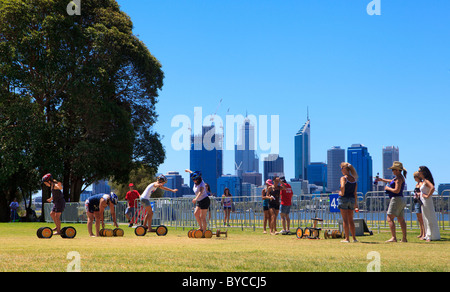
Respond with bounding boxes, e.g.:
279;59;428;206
383;146;400;180
190;125;223;195
327;146;345;193
347;144;373;195
295;119;310;180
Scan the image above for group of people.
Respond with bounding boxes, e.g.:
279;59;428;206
40;160;442;242
261;176;294;235
339;161;441;243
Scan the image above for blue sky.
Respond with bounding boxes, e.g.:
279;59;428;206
116;0;450;190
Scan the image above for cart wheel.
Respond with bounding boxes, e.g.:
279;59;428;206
62;226;77;239
156;225;168;236
296;227;304;239
135;225;147;236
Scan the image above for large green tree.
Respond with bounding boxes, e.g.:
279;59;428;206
0;0;165;220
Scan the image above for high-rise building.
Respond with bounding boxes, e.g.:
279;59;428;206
308;162;327;191
190;124;223;195
263;154;284;182
437;183;450;196
217;174;241;201
163;171;184;198
327;146;345;192
295;118;310;180
235;117;259;178
383;146;400;180
347;144;373;195
242;172;262;186
92;180;111;195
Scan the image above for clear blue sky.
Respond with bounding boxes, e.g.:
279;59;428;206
116;0;450;190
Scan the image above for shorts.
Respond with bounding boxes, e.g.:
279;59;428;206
197;196;210;210
85;202;98;214
263;206;269;211
280;204;291;214
223;206;232;210
140;198;152;208
413;202;422;214
269;201;280;210
338;196;355;210
125;207;135;216
387;196;406;218
52;201;65;213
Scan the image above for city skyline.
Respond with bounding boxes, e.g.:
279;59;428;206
116;1;450;191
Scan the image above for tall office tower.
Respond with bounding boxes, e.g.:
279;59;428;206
190;124;223;195
235;117;259;178
327;146;345;192
92;180;111;195
383;146;400;180
347;144;373;195
217;174;241;201
308;162;328;190
295;118;310;180
163;171;184;198
242;172;262;186
263;154;284;182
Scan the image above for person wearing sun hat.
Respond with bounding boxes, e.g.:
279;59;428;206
375;161;408;242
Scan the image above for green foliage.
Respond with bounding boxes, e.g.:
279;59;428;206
0;0;165;219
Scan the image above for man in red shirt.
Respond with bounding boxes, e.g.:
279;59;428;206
279;177;293;234
125;183;141;227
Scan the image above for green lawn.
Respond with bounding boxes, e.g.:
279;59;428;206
0;223;448;272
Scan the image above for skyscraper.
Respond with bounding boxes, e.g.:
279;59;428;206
383;146;400;180
163;171;184;198
308;162;327;190
190;124;223;195
327;146;345;192
347;144;373;195
263;154;284;182
235;117;259;178
294;118;310;180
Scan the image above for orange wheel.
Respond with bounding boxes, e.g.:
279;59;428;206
193;230;203;238
63;226;77;239
113;228;124;237
296;227;303;239
135;225;147;236
156;225;168;236
204;230;213;238
40;227;53;239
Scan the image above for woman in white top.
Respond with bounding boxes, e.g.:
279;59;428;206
140;175;178;231
185;169;210;236
418;166;440;241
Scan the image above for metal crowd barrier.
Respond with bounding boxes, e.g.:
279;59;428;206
44;190;449;231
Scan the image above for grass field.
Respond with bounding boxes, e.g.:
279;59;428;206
0;223;448;272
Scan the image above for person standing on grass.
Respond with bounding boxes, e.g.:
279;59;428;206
85;192;119;237
338;163;359;243
375;161;408;243
412;172;425;239
125;183;141;227
262;179;273;234
221;188;233;227
140;175;178;232
42;174;65;235
279;177;293;234
268;176;285;235
418;166;440;241
185;169;210;237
